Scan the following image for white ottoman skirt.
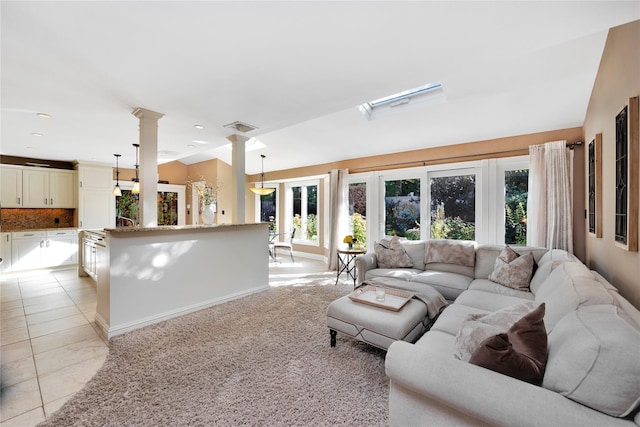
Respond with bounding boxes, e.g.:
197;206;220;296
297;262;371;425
326;295;428;350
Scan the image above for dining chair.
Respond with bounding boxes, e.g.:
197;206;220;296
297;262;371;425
271;229;296;263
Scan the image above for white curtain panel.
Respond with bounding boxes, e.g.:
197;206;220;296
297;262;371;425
328;169;349;270
527;140;574;252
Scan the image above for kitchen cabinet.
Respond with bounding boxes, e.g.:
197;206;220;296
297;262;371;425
76;163;114;229
11;231;46;271
45;230;78;266
22;169;75;208
10;229;78;271
1;232;12;272
1;166;23;207
81;230;104;280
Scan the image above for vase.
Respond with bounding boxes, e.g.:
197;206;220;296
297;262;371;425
201;203;215;225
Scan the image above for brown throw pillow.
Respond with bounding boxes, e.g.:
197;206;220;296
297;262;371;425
469;303;547;385
488;246;535;290
374;236;414;269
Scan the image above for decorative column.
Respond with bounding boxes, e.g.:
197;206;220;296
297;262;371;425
132;107;164;227
226;134;248;224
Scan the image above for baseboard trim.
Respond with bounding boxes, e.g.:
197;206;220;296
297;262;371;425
100;285;270;339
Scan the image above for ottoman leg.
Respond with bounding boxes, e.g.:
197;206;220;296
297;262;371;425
330;329;337;347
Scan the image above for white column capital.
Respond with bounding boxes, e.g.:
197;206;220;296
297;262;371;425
226;134;250;144
132;107;165;121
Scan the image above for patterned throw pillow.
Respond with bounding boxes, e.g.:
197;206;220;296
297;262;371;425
454;301;541;361
488;246;535;290
374;236;414;269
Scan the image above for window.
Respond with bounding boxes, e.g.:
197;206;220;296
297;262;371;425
504;170;528;245
384;178;421;239
429;172;476;241
286;181;319;244
259;190;277;233
349;182;367;248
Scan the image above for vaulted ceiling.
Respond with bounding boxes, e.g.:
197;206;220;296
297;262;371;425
2;1;638;174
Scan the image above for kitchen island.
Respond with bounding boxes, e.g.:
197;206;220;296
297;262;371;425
95;223;269;338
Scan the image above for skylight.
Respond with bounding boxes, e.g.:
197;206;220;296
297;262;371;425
359;81;444;120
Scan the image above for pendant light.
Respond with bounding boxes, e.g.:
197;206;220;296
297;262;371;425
132;143;140;194
112;154;122;196
250;154;275;195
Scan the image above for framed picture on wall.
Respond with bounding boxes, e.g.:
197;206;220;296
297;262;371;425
614;96;639;251
588;133;602;237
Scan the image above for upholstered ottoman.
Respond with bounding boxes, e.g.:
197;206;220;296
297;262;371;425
326;294;428;350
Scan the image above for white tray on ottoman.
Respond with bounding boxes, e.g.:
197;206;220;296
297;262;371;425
326;291;428;350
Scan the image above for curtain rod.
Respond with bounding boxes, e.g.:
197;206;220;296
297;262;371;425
346;141;584;174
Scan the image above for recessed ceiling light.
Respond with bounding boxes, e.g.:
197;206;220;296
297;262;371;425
27;146;33;150
36;113;51;118
192;140;209;144
32;132;43;137
194;124;204;129
187;144;196;149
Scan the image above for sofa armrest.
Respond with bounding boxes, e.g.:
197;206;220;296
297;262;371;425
385;341;634;427
355;252;377;286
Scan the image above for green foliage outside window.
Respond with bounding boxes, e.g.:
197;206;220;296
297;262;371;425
430;204;475;240
351;212;367;248
504;170;528;245
292;213;318;241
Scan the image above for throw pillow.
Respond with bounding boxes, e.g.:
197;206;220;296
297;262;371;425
374;236;414;269
425;239;476;267
469;303;547;385
488;246;535;290
454;301;541;362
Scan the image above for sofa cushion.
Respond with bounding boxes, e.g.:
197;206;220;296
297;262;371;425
454;290;532;313
468;279;534;300
543;304;640;417
454;301;541;361
364;268;423;282
425;239;476;267
470;303;547;384
487;246;535;290
411;271;474;301
529;249;578;294
375;237;414;268
431;303;488;337
534;263;614;331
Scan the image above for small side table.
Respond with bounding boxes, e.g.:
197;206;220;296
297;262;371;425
335;248;366;288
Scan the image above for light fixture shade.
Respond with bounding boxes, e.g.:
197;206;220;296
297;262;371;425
250;186;275;196
251;154;275;196
113;153;122;197
132;180;140;194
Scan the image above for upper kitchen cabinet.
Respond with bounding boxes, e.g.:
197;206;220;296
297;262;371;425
0;165;23;207
76;162;114;229
21;168;76;208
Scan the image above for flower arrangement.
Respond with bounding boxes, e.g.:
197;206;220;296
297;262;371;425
187;175;221;209
343;234;357;249
196;184;217;205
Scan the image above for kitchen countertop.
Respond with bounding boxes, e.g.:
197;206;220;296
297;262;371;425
1;227;78;233
103;223;266;234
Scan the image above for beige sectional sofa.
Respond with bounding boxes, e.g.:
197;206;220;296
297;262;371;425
355;239;640;427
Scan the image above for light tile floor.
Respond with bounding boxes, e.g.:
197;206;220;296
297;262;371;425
1;257;334;426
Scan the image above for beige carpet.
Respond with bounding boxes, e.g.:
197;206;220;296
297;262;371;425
39;283;389;426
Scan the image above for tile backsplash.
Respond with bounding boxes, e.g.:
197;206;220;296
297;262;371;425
0;208;75;231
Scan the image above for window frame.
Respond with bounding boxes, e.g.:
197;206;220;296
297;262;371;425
284;179;320;246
